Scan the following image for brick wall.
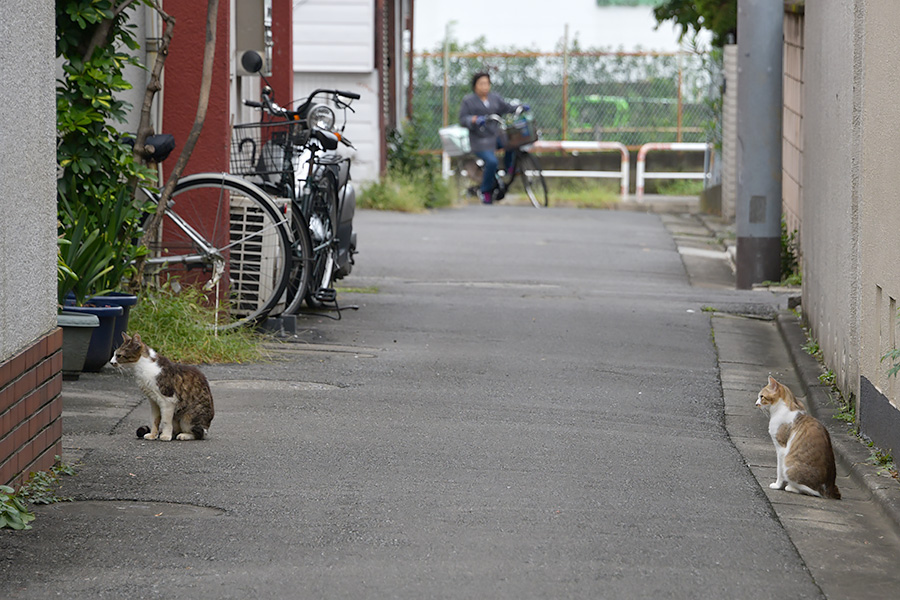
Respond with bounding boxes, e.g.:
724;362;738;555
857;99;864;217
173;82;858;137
721;44;738;221
783;10;804;244
0;329;63;487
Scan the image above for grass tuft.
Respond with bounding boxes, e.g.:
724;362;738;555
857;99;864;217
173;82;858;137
358;172;452;212
129;282;267;364
545;179;621;208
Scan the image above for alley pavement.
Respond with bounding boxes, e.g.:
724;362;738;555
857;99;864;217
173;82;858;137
3;205;900;598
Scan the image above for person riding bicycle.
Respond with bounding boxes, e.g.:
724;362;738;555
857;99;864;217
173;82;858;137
459;72;520;205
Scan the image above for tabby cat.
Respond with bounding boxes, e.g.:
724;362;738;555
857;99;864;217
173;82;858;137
756;376;840;499
111;333;215;441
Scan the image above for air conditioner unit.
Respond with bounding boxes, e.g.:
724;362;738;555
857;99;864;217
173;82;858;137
228;193;288;317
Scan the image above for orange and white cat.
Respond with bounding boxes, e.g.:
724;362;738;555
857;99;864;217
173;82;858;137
755;376;841;499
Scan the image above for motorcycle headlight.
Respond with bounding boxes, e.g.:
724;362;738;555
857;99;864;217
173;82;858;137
308;104;336;131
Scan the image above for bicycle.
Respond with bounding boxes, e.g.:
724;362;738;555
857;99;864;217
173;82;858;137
446;107;549;208
233;86;359;313
137;160;294;332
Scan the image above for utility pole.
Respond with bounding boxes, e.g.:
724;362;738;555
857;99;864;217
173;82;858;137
735;0;783;289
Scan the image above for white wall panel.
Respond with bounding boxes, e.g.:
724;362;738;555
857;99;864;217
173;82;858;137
293;0;374;72
293;72;380;183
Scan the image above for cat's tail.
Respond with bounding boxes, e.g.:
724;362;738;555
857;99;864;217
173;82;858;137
823;483;841;500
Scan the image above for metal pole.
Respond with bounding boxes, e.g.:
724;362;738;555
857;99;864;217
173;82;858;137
735;0;783;289
406;0;415;121
562;24;569;141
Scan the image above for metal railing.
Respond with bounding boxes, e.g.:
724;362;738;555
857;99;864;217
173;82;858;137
635;142;712;198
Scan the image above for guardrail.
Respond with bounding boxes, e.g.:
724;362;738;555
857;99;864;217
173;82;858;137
442;140;630;198
530;141;630;198
635;142;711;199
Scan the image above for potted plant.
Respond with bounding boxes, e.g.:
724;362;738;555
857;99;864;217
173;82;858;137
56;1;156;372
56;230;99;379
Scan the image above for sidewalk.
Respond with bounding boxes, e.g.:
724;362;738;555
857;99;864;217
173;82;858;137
663;209;900;598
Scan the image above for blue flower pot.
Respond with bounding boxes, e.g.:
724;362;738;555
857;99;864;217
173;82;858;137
89;292;138;353
61;304;123;372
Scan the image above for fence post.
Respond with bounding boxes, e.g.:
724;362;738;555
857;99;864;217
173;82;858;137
562;24;569;141
676;52;683;143
442;27;450;127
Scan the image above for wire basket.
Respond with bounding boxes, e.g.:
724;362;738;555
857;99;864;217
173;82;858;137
503;112;538;149
230;121;308;183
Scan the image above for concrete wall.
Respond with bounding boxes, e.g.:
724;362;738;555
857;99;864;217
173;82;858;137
0;0;64;486
856;2;900;453
0;0;57;362
800;0;859;399
801;1;900;453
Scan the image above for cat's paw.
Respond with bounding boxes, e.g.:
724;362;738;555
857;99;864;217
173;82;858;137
143;432;159;440
176;433;195;441
159;433;172;441
769;481;785;490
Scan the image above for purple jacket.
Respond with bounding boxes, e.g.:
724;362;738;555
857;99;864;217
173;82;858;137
459;92;516;153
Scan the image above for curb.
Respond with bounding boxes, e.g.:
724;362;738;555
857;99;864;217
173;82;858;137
776;311;900;538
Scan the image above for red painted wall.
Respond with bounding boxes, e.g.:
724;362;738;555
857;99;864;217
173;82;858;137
162;0;231;177
270;0;294;107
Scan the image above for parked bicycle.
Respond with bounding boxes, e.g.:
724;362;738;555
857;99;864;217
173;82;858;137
443;106;549;208
137;155;294;332
232;51;359;313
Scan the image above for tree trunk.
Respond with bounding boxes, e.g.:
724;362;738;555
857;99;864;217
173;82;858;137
131;0;220;290
133;1;176;163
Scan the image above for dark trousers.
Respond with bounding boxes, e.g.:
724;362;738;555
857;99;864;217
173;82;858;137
475;141;513;194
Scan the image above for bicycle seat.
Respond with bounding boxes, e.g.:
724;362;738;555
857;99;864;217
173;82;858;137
145;134;176;162
123;134;176;163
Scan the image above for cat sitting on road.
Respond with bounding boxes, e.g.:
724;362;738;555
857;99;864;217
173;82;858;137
111;333;215;441
755;376;840;499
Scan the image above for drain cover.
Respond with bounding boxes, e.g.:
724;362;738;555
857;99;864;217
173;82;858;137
43;500;224;518
210;380;338;391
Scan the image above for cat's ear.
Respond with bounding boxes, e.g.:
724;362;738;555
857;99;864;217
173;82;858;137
767;375;780;389
122;332;131;343
133;333;142;344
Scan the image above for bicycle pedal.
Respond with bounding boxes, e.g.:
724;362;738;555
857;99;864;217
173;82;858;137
315;288;337;302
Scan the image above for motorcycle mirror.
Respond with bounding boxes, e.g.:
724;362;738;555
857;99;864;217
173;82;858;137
241;51;264;74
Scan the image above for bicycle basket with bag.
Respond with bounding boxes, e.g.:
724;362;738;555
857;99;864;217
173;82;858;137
504;112;538;149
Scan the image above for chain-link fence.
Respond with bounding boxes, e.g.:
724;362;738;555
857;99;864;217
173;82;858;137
412;50;720;151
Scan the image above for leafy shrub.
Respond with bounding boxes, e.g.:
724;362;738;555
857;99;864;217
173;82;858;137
56;1;157;304
0;486;35;530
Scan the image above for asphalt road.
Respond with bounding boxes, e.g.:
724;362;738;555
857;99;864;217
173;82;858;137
2;206;824;599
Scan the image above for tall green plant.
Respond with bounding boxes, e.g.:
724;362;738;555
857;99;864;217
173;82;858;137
56;0;156;304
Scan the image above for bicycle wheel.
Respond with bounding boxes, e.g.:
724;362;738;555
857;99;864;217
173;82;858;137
517;152;549;208
304;171;339;308
282;207;313;315
458;156;484;202
145;173;292;330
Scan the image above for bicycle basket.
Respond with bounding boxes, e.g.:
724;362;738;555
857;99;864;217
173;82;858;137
504;112;538;149
231;121;307;186
438;125;471;157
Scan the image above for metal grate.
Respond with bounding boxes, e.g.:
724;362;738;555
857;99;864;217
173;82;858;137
228;193;287;317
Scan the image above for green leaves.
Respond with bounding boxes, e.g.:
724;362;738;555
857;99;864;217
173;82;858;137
0;485;35;531
57;0;156;303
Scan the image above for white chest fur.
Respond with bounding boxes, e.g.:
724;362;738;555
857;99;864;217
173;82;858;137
133;353;173;404
767;401;800;446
